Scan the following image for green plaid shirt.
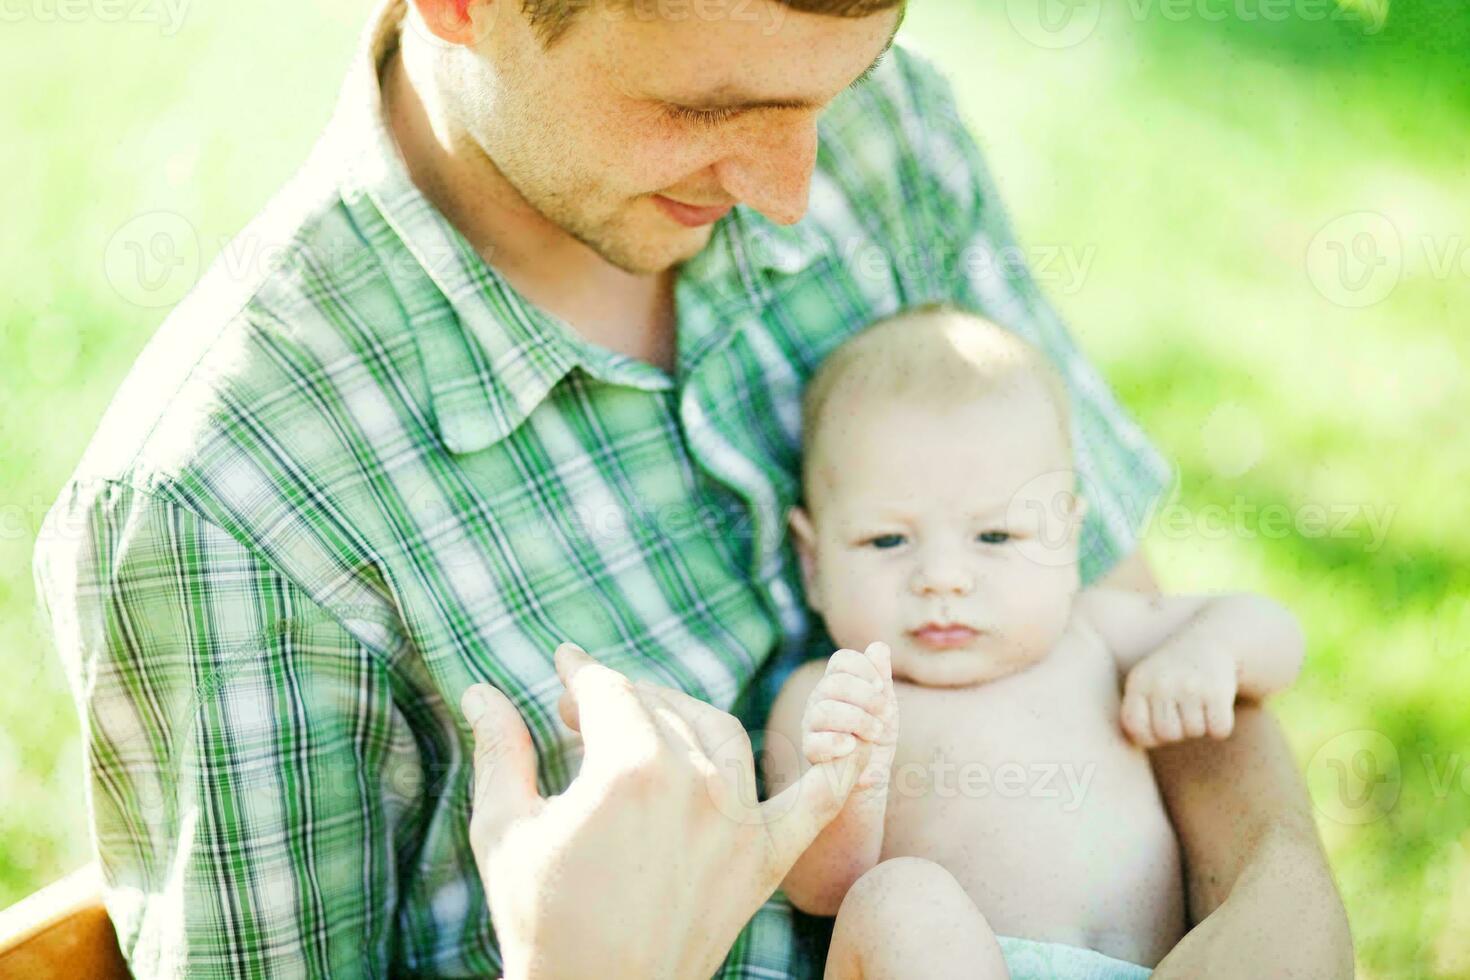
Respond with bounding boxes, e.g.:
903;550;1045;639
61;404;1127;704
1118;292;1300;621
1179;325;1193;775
33;2;1171;976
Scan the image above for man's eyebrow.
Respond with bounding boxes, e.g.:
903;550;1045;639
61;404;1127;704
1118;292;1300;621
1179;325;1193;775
666;18;901;112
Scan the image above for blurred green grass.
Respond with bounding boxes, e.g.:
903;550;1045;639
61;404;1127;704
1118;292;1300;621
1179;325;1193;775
1;0;1466;975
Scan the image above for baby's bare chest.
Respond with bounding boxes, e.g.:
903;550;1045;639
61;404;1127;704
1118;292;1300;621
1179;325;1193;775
874;627;1186;960
879;632;1181;918
885;638;1140;816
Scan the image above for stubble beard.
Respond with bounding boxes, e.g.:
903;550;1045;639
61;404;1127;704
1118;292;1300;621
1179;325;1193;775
530;179;710;275
487;128;709;275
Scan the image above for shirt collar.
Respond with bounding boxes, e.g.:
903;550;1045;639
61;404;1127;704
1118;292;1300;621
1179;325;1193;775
324;0;827;454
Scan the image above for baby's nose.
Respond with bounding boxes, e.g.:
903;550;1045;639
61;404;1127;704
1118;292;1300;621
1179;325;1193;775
910;560;975;596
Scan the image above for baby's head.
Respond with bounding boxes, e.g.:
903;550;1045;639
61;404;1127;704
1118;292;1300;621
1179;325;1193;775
790;306;1088;687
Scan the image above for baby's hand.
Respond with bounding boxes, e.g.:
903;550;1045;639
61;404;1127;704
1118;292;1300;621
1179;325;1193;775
1121;645;1238;748
800;642;899;793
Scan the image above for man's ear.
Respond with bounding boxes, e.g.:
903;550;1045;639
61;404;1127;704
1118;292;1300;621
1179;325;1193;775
787;506;823;612
406;0;494;46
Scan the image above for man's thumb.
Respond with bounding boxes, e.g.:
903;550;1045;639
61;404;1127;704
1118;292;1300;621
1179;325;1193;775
461;683;543;841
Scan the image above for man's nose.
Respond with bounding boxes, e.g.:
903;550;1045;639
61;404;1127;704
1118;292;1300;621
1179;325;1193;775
713;115;818;226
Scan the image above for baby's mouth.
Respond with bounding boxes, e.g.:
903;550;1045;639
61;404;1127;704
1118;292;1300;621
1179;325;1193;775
908;622;980;650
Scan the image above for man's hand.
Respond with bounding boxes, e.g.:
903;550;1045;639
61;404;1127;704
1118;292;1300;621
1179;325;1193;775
1098;552;1351;977
1121;644;1238;748
799;642;898;794
460;643;861;980
1148;705;1355;980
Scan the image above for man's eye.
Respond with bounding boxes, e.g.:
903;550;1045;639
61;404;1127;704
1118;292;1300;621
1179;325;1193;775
977;530;1011;545
665;105;740;128
866;534;906;550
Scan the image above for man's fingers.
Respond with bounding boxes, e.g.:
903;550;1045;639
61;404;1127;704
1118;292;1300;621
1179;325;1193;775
645;695;713;767
553;642;660;768
760;752;862;875
636;681;757;787
557;687;579;731
461;683;544;844
636;682;722;752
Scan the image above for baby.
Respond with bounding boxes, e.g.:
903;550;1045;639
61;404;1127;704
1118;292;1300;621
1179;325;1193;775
762;306;1304;979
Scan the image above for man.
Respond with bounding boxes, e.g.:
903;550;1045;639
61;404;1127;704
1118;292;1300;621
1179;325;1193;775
33;0;1352;974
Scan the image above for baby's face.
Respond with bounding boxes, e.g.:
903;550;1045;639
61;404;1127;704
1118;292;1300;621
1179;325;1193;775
793;383;1084;687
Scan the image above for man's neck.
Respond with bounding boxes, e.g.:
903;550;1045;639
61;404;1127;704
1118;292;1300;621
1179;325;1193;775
380;40;677;374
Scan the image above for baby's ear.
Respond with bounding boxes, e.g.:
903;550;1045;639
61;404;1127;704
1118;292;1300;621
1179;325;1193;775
787;506;823;611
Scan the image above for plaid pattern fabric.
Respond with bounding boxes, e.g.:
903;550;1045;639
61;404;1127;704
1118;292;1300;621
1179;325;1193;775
32;1;1172;976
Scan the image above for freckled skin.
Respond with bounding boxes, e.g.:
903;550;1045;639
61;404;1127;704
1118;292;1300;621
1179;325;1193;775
790;385;1185;968
878;618;1185;967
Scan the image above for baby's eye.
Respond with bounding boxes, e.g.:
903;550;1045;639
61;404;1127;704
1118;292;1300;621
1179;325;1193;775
977;530;1011;545
865;533;907;550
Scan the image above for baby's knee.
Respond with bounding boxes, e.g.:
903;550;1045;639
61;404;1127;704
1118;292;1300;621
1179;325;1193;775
840;857;983;925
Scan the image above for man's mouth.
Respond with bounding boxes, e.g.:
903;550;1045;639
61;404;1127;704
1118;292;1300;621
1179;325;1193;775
652;194;734;228
908;623;980;650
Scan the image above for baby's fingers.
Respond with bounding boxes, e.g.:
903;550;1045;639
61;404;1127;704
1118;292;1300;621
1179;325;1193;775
806;699;884;743
1205;695;1235;740
803;730;856;763
865;641;893;686
1149;696;1184;744
1121;691;1156;748
1177;696;1208;740
826;648;882;688
813;671;884;712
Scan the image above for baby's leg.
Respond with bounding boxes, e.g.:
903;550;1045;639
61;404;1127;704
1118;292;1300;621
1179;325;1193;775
824;857;1009;980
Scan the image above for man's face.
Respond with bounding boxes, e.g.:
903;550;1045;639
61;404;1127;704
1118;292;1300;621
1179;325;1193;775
449;0;902;274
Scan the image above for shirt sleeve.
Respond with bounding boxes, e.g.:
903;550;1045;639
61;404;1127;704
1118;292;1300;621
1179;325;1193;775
892;47;1176;585
33;478;424;979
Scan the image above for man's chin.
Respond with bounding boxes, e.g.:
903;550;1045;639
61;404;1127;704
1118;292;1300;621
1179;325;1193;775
585;206;719;275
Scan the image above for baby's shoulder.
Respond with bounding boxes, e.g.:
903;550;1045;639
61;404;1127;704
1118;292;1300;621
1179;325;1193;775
766;657;828;738
1050;610;1122;676
1072;589;1213;673
776;657;828;699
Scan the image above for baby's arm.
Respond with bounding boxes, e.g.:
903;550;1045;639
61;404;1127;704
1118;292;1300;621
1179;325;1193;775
1077;588;1305;748
762;643;898;917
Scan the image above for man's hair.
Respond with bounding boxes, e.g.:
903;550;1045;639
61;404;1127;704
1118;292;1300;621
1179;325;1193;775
516;0;902;47
799;303;1073;502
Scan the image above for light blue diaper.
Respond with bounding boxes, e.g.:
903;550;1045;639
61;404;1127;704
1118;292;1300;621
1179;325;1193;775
996;935;1152;980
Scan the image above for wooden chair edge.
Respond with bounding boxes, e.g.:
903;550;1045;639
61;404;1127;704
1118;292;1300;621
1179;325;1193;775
0;864;131;979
